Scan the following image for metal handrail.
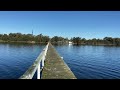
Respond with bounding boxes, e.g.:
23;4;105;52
19;42;49;79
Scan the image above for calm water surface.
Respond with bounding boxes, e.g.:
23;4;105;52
0;43;120;79
54;44;120;79
0;43;45;79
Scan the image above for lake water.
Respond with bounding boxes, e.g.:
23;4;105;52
54;44;120;79
0;43;45;79
0;43;120;79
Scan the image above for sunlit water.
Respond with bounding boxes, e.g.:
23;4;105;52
0;43;45;79
0;43;120;79
54;44;120;79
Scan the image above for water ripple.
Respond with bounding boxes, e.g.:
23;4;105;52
55;45;120;79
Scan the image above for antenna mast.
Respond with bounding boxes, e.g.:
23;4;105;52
32;30;33;36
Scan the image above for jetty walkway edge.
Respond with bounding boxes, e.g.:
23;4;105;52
19;42;76;79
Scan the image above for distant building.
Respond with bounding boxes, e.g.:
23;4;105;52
69;41;73;45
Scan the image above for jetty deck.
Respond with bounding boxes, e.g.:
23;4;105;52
41;43;76;79
20;42;76;79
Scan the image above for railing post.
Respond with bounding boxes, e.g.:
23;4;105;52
37;63;40;79
42;56;45;68
19;42;49;79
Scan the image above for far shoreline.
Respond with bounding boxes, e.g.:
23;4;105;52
0;41;120;47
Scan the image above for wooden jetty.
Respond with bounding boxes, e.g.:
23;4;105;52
19;42;76;79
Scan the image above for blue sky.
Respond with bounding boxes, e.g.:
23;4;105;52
0;11;120;39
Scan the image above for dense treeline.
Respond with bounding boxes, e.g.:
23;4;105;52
0;33;70;44
0;33;120;46
71;37;120;46
0;33;50;43
51;36;69;44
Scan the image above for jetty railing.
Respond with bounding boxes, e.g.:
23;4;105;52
19;42;49;79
